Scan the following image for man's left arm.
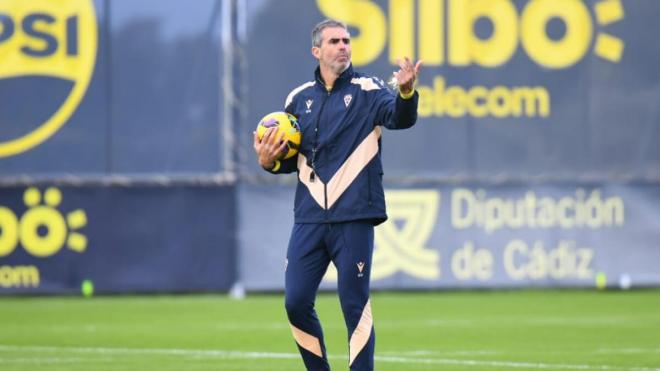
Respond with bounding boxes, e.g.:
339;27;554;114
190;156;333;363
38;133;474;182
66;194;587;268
376;58;423;130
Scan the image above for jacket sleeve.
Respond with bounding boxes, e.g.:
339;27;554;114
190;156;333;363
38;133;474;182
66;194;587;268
373;81;419;130
264;155;298;174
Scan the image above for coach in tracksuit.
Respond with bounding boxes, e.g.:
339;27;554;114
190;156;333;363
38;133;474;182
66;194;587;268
253;19;421;371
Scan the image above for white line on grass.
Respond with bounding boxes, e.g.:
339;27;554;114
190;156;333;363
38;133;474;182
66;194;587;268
375;355;660;370
379;349;501;356
1;316;650;334
376;316;653;328
0;357;85;365
597;348;660;354
0;345;658;371
0;345;300;360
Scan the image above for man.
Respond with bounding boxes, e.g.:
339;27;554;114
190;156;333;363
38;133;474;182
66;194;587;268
253;19;421;370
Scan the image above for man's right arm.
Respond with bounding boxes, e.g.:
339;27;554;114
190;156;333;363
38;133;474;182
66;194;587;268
253;127;298;174
256;84;311;174
262;156;298;174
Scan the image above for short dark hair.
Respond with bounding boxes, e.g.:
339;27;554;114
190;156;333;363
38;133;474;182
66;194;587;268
311;19;348;47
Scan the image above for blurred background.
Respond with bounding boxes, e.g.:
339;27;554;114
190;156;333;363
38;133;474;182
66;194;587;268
1;0;659;295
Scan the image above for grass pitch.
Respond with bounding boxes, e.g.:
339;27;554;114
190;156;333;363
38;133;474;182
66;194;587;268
1;290;659;370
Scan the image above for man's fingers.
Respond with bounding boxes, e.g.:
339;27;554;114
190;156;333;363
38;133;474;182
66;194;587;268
253;131;261;152
397;58;407;72
263;127;277;143
395;57;421;71
264;130;285;156
255;121;293;166
262;127;271;142
404;56;412;68
394;57;424;92
414;60;423;74
279;138;289;154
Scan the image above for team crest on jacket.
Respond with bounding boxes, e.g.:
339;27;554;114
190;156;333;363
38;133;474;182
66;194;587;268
305;99;313;113
344;94;352;108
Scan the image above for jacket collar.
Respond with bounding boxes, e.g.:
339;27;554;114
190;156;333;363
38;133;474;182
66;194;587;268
315;64;354;91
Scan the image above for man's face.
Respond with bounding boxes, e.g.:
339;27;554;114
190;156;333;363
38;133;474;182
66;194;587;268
313;27;351;75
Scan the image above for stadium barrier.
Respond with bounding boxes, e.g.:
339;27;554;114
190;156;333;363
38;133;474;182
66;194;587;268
0;183;237;294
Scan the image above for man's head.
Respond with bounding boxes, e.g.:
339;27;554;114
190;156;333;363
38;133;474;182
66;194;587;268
311;19;351;76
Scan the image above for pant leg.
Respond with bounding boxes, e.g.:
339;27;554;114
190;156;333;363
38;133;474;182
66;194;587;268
285;223;331;371
328;221;375;371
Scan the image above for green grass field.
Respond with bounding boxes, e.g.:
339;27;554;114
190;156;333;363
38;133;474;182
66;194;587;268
1;290;659;370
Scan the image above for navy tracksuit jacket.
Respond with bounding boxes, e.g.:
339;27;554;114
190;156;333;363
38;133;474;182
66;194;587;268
267;64;418;370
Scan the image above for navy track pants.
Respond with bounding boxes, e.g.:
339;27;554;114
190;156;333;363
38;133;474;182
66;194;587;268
285;221;375;371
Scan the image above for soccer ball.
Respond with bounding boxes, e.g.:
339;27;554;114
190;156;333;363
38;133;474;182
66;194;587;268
256;111;301;159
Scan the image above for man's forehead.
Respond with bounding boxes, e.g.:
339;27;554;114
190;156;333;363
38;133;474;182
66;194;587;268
321;27;351;41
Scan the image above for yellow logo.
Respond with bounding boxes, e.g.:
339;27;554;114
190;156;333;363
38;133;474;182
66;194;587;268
373;190;440;279
324;190;440;282
0;0;98;157
0;187;87;258
318;0;624;68
0;265;39;288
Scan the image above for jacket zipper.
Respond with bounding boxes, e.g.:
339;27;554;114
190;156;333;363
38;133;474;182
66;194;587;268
322;90;330;218
311;86;331;216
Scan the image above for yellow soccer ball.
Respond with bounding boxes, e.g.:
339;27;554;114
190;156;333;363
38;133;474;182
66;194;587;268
256;112;301;159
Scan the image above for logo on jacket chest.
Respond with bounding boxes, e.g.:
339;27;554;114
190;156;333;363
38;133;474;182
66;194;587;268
305;99;313;113
343;94;352;108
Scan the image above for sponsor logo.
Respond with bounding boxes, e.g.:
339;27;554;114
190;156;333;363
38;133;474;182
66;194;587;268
324;190;441;282
0;187;88;289
0;0;98;157
0;187;87;259
357;261;365;277
319;0;624;68
318;0;625;119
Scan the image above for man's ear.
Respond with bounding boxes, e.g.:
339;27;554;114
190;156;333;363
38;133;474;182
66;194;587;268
311;46;320;60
